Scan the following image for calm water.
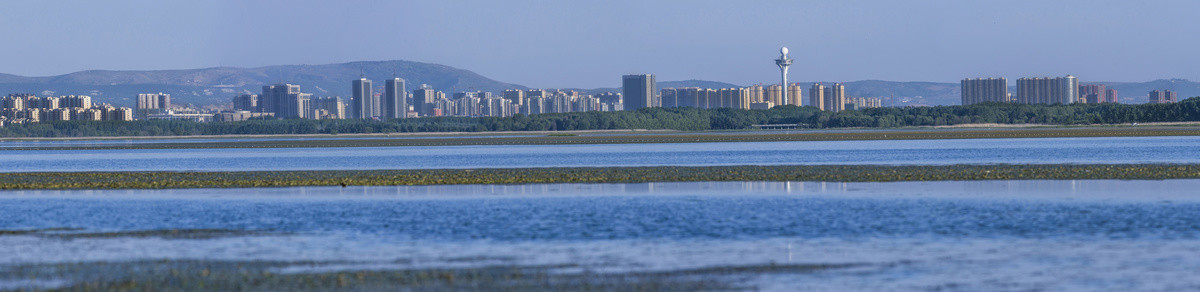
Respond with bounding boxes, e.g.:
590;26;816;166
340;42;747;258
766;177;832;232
3;180;1200;290
0;136;1197;172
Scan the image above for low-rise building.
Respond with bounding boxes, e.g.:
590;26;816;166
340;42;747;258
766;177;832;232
214;111;274;122
146;110;212;122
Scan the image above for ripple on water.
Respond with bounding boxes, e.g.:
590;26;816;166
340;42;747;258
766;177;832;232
3;180;1200;290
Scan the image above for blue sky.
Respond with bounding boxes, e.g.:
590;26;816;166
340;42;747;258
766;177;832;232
1;0;1198;88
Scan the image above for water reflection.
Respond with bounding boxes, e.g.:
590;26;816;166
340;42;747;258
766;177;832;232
4;136;1200;172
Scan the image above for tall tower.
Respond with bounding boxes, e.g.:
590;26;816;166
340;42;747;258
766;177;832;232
352;78;374;119
775;47;794;106
383;78;406;119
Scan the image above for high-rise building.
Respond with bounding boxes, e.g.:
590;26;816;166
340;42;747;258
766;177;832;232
708;88;726;108
28;96;59;109
413;85;437;116
525;89;546;99
453;92;480;100
548;92;573;113
1016;75;1078;104
573;95;601;112
661;89;678;108
594;92;622;110
1105;88;1119;103
697;89;714;109
765;84;783;107
675;88;703;108
455;94;483;116
101;107;134;121
232;94;258;111
502;89;525;106
734;87;744;108
1078;84;1107;104
787;83;804;107
823;83;846;112
136;93;170;110
73;108;102;121
806;83;825;110
748;85;764;103
622;74;656;110
480;96;513;117
383;78;407;119
262;84;310;119
961;78;1009;105
59;95;92;108
312;97;345;119
713;88;750;109
848;97;883;109
351;78;374;119
259;85;282;114
2;95;25;111
1149;90;1178;104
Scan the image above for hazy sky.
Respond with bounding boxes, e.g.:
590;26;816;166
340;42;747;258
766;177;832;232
2;0;1198;88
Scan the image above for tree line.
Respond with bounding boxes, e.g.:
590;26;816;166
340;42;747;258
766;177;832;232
3;97;1200;137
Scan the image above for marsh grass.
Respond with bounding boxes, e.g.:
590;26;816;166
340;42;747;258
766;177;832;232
0;228;278;240
3;164;1200;190
0;260;854;291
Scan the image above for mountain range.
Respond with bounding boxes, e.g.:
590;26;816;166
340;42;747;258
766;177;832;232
0;60;1192;107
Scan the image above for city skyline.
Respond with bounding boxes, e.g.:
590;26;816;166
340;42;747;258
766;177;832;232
3;1;1200;89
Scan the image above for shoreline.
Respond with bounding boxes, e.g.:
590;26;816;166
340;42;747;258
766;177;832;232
4;125;1200;150
2;164;1199;190
5;122;1200;141
0;128;676;141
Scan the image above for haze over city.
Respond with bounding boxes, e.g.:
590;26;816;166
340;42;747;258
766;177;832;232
2;0;1200;88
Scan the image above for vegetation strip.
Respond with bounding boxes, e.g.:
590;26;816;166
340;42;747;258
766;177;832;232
3;260;853;291
6;126;1200;150
7;99;1200;138
3;164;1200;190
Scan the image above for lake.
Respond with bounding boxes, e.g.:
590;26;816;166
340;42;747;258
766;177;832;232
1;136;1198;172
3;180;1200;290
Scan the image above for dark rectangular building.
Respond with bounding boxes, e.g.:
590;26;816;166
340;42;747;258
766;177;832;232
352;78;374;119
383;78;407;119
622;74;656;110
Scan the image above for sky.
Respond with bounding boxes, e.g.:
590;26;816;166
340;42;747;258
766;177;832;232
1;0;1199;88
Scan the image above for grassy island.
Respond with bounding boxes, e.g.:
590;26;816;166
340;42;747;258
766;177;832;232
4;164;1200;190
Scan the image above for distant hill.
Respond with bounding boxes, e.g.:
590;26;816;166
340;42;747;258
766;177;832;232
569;79;746;96
0;60;525;107
659;79;744;89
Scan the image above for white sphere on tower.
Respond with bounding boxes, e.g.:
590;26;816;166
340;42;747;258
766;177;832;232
781;47;789;55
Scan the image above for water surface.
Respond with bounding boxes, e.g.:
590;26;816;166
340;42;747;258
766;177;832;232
3;180;1200;290
0;136;1196;172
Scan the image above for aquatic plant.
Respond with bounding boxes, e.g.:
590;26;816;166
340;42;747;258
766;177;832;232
2;164;1200;190
5;259;852;291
